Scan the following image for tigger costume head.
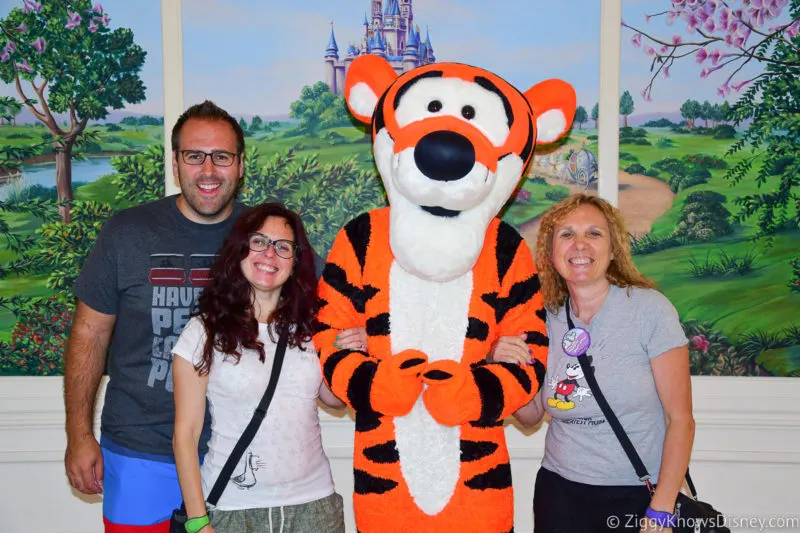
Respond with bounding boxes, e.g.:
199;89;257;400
345;55;576;282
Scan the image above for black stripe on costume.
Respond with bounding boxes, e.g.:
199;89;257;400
461;440;499;462
466;317;489;341
393;70;444;110
470;419;504;428
347;360;379;413
400;357;427;369
525;330;548;347
474;76;514;127
321;263;379;314
363;440;400;463
465;463;512;490
473;366;504;425
322;349;350;386
355;411;382;433
481;274;541;323
373;91;389;134
519;118;534;164
344;214;371;274
495;222;522;286
354;469;399;495
366;313;391;336
496;362;533;394
535;307;547;323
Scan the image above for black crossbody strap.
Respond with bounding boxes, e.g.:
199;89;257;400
565;297;698;496
205;328;289;506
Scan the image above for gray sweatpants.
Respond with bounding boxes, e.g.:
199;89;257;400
209;492;345;533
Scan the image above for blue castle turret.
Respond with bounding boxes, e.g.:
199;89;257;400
324;1;435;95
325;25;339;59
325;24;343;93
402;25;419;71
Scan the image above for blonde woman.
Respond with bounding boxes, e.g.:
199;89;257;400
490;194;694;532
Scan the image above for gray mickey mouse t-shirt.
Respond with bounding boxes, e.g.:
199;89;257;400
540;284;688;486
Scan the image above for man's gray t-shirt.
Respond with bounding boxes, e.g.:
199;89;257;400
540;284;688;486
75;196;238;459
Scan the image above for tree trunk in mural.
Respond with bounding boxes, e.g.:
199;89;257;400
53;138;78;224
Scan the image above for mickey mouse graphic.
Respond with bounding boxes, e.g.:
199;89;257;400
547;356;593;410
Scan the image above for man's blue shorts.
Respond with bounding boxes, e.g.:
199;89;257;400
101;440;182;532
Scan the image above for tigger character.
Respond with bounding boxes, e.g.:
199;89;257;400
314;55;576;533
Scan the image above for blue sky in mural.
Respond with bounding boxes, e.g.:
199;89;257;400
182;0;601;118
0;0;163;116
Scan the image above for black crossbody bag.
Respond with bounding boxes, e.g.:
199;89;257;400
169;329;288;533
565;298;730;533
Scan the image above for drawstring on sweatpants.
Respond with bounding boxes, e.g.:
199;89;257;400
268;506;286;533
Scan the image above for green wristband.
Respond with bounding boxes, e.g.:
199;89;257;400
185;514;210;533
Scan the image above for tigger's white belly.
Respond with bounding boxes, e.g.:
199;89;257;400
390;260;472;515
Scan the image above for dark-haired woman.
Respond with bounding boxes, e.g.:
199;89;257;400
172;203;349;533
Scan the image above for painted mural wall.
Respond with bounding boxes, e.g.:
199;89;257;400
618;0;800;377
0;0;164;375
0;0;797;377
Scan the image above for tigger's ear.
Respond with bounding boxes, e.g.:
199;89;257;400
344;55;398;124
524;79;577;145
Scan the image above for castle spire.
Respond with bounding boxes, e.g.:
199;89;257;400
405;25;418;51
325;23;339;58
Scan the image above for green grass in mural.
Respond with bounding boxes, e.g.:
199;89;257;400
636;230;800;337
757;346;800;377
501;179;570;226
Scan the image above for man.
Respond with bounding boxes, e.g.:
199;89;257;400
64;100;245;532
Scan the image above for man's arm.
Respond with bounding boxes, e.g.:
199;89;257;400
64;300;115;495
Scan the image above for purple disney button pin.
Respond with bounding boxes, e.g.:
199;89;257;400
562;327;591;357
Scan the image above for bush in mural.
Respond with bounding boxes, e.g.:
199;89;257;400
790;256;800;292
674;191;733;241
110;144;166;204
239;146;387;255
0;197;112;374
683;319;760;376
1;296;71;375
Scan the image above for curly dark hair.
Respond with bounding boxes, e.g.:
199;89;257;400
194;203;318;375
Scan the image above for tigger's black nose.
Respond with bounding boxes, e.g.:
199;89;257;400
414;131;476;182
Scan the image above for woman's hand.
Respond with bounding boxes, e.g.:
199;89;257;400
335;327;367;351
487;334;531;365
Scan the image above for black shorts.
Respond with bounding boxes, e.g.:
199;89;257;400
533;467;652;532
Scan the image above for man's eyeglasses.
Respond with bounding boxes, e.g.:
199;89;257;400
178;150;239;167
248;233;297;259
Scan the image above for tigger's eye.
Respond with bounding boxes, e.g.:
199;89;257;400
461;105;476;119
427;100;443;113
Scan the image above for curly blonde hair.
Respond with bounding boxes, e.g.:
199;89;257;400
535;193;655;312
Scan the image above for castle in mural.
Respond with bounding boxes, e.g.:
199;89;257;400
324;0;436;94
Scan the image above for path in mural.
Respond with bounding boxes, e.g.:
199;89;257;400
518;169;674;248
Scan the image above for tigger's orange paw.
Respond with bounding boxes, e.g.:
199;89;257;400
422;360;481;426
371;349;427;416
